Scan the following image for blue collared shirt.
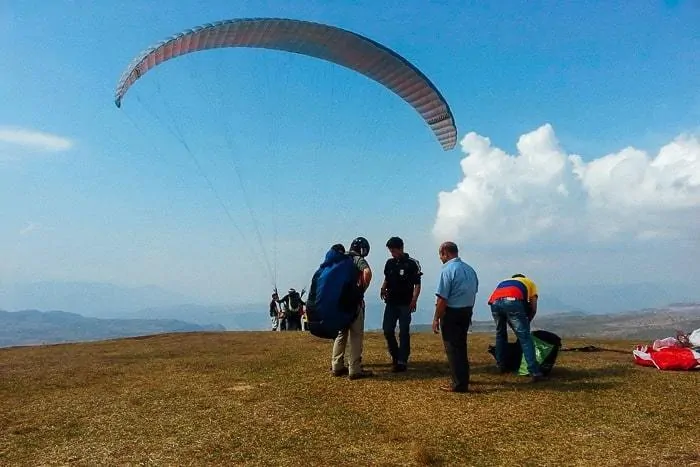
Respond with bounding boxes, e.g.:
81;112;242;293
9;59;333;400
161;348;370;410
435;257;479;308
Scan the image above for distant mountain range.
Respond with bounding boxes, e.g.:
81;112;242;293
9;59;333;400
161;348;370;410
543;282;698;315
411;303;700;341
1;279;699;339
0;281;197;319
122;304;270;331
2;300;698;349
0;309;225;348
0;282;700;345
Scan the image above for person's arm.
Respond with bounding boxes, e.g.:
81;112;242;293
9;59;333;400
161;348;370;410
360;266;372;292
380;260;390;301
409;260;422;312
527;280;538;321
380;278;388;301
433;270;450;332
433;295;448;333
528;295;538;321
410;284;421;312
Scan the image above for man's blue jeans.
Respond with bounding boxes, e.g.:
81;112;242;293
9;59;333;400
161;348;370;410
383;304;412;364
490;298;542;376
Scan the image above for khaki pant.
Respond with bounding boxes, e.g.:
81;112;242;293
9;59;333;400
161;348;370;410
331;303;365;375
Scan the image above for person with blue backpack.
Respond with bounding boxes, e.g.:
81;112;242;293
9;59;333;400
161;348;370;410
304;238;374;380
332;237;374;380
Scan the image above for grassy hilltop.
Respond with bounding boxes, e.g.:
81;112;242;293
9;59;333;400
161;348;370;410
1;331;699;466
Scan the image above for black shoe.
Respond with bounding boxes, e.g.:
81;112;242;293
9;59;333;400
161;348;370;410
530;374;548;383
439;385;468;393
392;363;407;372
332;367;349;377
348;370;374;380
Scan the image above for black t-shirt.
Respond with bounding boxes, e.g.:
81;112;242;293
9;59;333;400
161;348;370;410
289;292;303;309
383;253;422;305
269;300;278;317
280;292;304;311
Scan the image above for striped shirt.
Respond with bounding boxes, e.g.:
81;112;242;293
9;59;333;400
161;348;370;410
487;276;538;304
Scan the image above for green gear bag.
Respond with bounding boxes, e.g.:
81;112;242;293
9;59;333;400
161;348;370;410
518;334;555;376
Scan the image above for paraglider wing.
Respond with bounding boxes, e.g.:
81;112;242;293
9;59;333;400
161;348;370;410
113;18;457;150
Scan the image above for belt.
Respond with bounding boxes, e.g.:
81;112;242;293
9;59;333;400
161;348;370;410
495;297;521;302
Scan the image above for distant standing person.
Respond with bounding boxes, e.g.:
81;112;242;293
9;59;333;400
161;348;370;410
269;293;280;331
331;237;374;380
380;236;422;372
487;273;545;382
432;241;479;393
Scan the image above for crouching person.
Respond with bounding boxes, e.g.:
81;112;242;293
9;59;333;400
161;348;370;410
487;274;546;382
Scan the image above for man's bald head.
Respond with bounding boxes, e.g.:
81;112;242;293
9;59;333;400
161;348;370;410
438;241;459;263
439;242;458;255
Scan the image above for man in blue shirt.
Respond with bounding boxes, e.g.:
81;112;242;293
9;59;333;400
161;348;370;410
432;241;479;393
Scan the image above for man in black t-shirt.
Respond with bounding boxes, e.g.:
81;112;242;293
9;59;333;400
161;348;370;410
380;236;422;372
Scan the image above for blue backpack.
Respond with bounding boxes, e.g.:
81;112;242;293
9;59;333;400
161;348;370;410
305;248;362;339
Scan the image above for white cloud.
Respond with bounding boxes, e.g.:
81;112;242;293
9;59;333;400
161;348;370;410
433;124;700;245
19;222;41;236
0;126;74;152
571;134;700;211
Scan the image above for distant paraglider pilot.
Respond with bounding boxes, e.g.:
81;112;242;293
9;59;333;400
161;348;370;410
277;288;305;331
269;293;280;331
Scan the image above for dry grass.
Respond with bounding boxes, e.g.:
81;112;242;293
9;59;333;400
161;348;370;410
1;331;699;466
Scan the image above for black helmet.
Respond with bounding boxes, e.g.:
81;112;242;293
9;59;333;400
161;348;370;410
350;237;370;257
330;243;346;254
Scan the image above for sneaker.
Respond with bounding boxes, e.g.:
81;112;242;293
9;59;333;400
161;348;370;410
392;363;407;372
530;374;548;383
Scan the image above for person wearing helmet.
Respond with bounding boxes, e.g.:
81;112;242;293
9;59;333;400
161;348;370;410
331;236;374;380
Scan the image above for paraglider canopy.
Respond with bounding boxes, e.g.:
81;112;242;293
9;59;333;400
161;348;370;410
113;17;457;150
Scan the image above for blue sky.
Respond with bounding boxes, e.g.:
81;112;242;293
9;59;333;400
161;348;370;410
1;1;699;312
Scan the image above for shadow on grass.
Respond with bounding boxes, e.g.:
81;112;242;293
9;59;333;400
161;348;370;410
364;360;633;393
363;360;447;380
